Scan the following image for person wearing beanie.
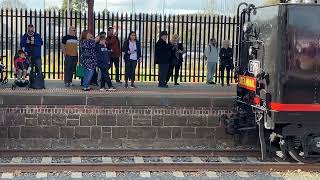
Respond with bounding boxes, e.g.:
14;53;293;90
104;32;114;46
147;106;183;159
155;31;171;88
99;31;107;37
20;24;44;87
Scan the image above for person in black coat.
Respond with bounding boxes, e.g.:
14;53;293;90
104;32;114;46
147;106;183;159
219;40;234;86
122;31;142;88
155;31;172;88
166;34;184;85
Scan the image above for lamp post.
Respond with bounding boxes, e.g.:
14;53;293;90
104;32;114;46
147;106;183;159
67;0;70;11
162;0;166;15
131;0;136;14
87;0;94;34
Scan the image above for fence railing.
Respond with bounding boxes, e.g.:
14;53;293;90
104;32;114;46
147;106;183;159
0;9;239;83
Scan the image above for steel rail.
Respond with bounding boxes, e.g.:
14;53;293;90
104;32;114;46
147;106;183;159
0;162;319;173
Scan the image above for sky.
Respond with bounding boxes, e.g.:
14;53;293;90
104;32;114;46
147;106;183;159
0;0;264;15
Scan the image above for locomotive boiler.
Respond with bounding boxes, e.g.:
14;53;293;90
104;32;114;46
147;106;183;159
224;0;320;163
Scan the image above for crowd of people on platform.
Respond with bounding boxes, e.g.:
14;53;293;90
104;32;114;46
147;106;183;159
16;24;234;90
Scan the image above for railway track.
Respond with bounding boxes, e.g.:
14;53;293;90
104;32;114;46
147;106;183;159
0;149;261;157
0;149;319;174
0;161;319;172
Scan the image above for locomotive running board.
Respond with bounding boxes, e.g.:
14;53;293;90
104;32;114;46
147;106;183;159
234;99;267;111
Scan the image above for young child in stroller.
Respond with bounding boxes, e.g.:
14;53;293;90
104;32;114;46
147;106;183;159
12;50;31;89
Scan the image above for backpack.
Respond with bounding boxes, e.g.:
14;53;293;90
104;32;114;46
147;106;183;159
29;71;45;89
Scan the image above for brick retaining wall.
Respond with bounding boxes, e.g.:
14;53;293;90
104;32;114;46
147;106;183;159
0;106;235;149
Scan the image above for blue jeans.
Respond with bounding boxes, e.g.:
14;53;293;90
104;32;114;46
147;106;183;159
207;62;217;83
83;68;94;89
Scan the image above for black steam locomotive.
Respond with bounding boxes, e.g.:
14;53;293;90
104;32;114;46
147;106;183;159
224;1;320;163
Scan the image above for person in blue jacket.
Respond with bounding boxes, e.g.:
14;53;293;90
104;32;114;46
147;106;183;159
96;36;115;91
20;24;44;79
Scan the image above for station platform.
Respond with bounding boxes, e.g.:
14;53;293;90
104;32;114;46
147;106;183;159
0;81;241;150
0;80;236;107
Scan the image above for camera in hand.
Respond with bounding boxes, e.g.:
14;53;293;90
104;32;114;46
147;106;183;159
27;34;35;50
30;36;35;44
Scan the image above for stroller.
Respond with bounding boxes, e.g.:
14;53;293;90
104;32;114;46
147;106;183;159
0;56;8;85
12;54;31;90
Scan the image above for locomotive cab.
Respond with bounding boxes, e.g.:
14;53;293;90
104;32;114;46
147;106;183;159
225;1;320;163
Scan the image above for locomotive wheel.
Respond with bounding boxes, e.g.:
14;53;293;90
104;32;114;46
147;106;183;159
279;141;291;161
287;137;320;163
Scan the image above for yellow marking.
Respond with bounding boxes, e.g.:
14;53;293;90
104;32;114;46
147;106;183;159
239;76;256;90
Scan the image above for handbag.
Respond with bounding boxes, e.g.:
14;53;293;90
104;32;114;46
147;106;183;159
230;63;235;70
76;64;85;78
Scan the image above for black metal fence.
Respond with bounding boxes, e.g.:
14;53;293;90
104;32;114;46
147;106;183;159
0;9;239;83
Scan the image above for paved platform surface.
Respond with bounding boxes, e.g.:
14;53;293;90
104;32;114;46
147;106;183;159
0;80;235;96
0;80;236;106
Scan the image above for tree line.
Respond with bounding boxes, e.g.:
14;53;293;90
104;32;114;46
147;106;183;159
0;0;280;12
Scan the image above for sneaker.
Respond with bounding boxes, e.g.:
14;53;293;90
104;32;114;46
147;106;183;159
174;83;180;85
100;88;106;91
130;84;136;89
65;83;70;87
125;84;129;88
208;82;216;85
69;82;73;86
83;88;91;91
159;85;168;88
107;86;116;91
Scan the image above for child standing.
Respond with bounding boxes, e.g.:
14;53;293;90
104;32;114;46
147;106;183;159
96;36;115;91
14;50;30;81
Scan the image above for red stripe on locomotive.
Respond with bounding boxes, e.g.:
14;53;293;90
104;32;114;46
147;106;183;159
271;103;320;112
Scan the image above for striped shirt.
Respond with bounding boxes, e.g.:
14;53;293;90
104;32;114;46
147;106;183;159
62;35;78;57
